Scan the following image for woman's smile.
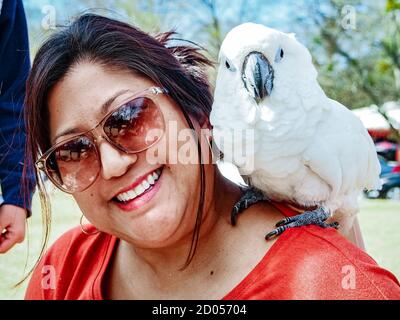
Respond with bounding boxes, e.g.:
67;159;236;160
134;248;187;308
111;165;165;212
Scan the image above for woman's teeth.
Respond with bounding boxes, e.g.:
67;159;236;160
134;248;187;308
116;168;162;202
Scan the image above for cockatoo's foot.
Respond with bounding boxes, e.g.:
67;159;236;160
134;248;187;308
265;206;339;240
231;186;269;226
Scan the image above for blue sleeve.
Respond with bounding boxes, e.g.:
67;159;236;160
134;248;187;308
0;0;36;216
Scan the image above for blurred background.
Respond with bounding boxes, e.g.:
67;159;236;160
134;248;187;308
0;0;399;299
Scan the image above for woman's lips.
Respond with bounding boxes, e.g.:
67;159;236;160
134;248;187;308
112;166;163;198
112;166;164;212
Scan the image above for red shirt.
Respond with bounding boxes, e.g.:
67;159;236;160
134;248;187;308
25;203;400;300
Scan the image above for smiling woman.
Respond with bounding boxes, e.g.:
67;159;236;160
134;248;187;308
22;14;400;300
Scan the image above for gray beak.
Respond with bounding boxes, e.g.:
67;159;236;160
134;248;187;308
241;51;274;103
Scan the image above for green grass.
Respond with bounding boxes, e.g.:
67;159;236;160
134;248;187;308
358;199;400;279
0;193;399;299
0;190;81;300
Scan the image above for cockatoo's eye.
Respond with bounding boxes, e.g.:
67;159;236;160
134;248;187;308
274;47;284;63
225;59;236;72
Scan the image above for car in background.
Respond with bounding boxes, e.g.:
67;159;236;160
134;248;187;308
380;173;400;200
378;155;400;176
364;156;400;200
375;141;399;162
365;172;400;200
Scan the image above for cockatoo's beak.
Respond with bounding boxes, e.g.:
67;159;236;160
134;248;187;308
241;51;274;103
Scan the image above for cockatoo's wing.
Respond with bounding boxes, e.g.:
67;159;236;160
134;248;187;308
302;136;343;199
303;99;381;205
325;99;381;192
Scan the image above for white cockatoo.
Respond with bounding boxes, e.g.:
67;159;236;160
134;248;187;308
210;23;381;240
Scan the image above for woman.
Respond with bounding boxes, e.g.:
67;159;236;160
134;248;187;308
24;14;400;300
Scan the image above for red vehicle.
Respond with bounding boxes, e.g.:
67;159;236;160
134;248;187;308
375;140;400;162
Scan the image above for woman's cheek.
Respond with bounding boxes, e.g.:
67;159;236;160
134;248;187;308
117;169;190;243
73;191;108;226
139;167;199;243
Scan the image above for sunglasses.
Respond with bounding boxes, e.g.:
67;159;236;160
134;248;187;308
36;86;168;193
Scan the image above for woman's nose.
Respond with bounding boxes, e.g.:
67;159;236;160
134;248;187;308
98;140;138;180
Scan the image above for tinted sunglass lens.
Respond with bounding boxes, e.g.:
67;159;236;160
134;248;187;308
104;97;164;152
47;136;100;192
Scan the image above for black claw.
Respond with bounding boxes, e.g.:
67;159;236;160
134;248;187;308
333;222;340;229
265;225;287;240
266;206;337;240
230;186;269;226
265;229;279;240
329;221;340;229
316;220;340;229
275;217;293;227
231;205;240;226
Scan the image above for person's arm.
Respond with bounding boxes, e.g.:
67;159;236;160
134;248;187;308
0;0;35;253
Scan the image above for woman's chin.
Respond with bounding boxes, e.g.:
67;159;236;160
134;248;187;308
122;207;185;246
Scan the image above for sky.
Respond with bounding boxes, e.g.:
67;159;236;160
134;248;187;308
23;0;300;51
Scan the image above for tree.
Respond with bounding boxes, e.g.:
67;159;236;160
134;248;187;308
294;0;400;141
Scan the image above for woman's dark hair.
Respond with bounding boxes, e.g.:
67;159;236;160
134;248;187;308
23;13;213;281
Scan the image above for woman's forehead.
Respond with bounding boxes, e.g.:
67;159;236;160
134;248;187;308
47;62;153;140
48;63;152;113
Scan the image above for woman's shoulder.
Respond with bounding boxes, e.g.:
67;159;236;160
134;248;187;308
226;224;400;300
285;226;400;299
25;225;114;300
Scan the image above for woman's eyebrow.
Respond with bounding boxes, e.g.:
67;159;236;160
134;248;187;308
52;89;131;143
100;89;130;114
